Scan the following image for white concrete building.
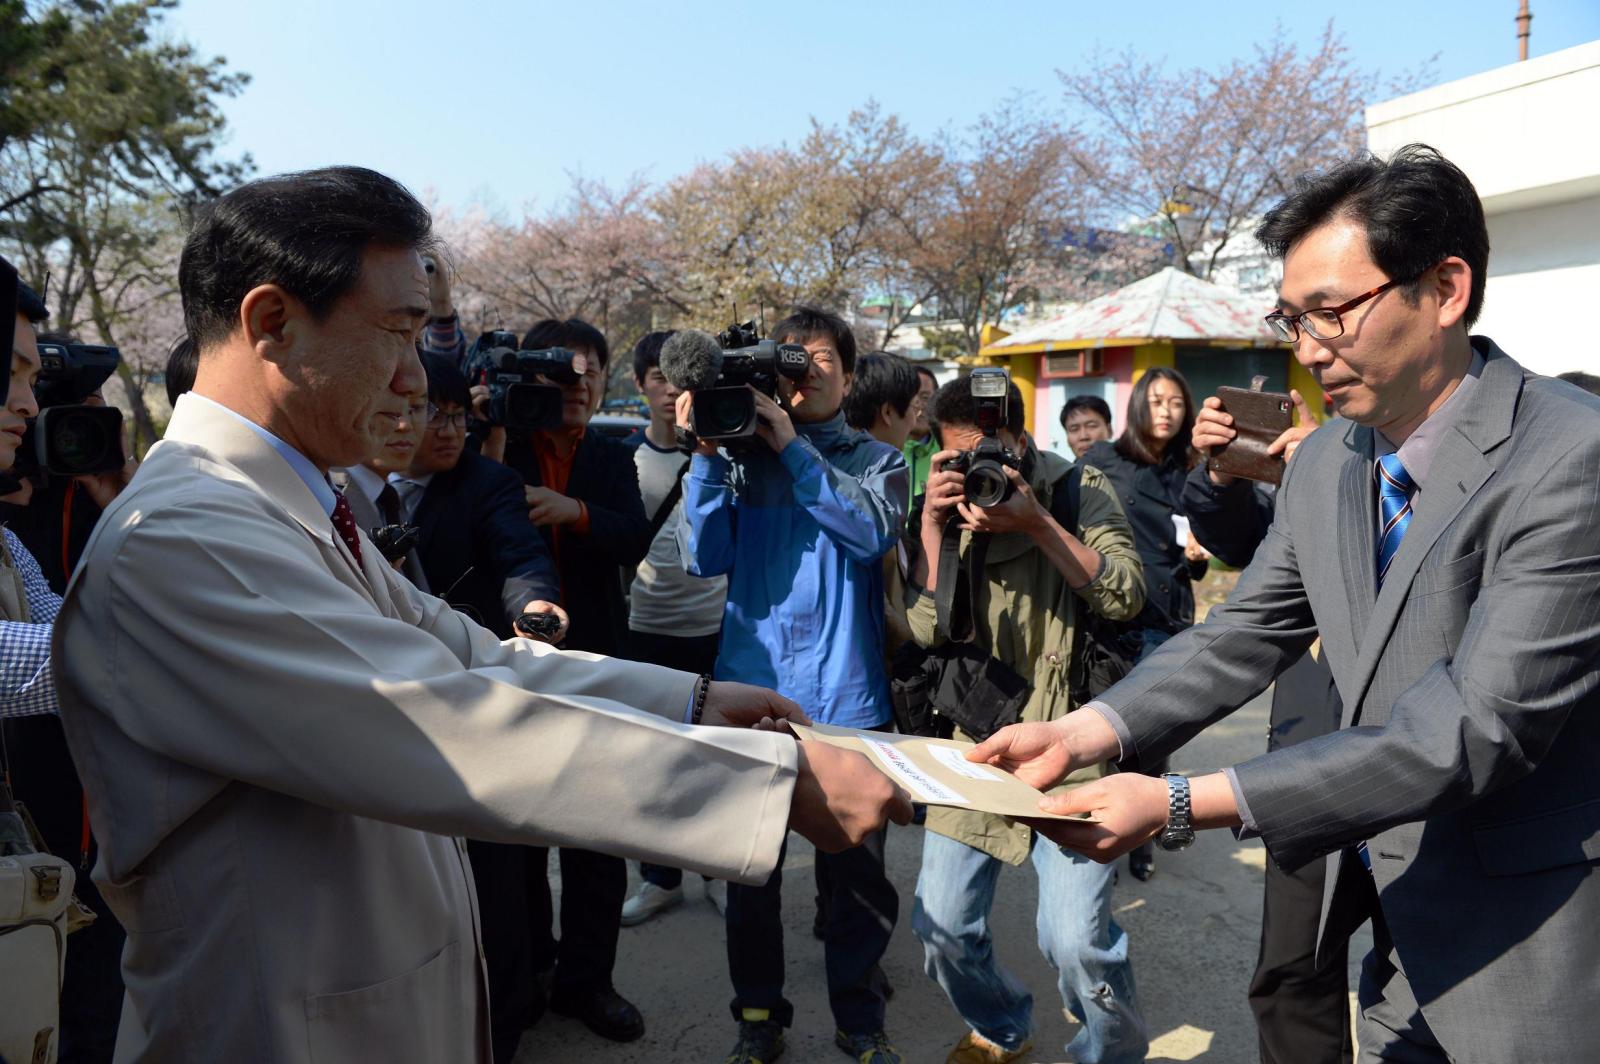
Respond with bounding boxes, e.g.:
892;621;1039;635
1366;40;1600;378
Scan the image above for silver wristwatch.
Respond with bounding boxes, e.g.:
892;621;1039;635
1157;773;1195;852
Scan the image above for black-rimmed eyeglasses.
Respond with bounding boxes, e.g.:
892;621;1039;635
426;404;467;431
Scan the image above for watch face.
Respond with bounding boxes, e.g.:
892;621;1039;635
1157;829;1195;852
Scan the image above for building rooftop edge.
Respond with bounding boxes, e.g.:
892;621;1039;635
1365;38;1600;127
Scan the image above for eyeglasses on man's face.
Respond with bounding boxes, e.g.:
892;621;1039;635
426;404;467;431
1265;276;1407;344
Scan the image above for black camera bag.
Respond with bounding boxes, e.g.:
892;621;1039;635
889;513;1032;743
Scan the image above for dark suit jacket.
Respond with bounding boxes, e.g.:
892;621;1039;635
504;427;651;656
1083;440;1206;635
1100;343;1600;1062
412;451;560;639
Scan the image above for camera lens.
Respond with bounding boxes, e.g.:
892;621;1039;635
964;460;1012;508
504;383;562;431
694;388;756;439
54;411;111;472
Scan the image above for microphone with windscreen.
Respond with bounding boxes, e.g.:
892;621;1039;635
659;329;724;393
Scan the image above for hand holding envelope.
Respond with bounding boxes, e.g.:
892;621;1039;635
792;722;1097;823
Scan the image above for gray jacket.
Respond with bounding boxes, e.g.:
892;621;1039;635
1099;342;1600;1063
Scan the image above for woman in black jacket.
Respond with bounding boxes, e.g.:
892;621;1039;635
1081;366;1208;880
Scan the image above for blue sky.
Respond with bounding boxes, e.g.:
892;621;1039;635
171;0;1600;214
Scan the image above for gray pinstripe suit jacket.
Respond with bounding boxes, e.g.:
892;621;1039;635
1099;341;1600;1062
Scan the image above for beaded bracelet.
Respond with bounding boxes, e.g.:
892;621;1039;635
690;673;712;725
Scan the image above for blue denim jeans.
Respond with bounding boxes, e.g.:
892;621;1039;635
913;830;1148;1064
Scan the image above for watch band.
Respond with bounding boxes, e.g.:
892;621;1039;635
1164;773;1191;828
1159;773;1195;851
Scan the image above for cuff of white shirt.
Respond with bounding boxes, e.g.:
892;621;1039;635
1223;766;1262;839
1083;701;1132;761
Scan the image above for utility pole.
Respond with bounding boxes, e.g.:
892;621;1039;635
1516;1;1533;62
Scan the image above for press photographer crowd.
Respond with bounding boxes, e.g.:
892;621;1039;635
1;140;1598;1064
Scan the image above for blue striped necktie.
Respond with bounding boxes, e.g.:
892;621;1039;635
1358;453;1415;874
1375;453;1414;588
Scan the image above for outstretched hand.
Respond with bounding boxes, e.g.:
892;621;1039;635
966;720;1077;791
1024;773;1169;860
699;680;813;731
966;709;1122;791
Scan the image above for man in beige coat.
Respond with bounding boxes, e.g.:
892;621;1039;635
53;166;908;1063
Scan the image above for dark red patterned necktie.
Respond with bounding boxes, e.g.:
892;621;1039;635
331;493;364;566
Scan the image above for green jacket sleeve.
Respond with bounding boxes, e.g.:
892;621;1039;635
1072;464;1145;623
907;581;940;649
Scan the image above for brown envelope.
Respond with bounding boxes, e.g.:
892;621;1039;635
792;722;1097;822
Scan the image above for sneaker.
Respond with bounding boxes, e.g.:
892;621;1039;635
620;881;683;927
723;1019;785;1063
706;877;728;917
945;1029;1033;1064
835;1029;902;1064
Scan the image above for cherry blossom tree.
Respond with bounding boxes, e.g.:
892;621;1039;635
1059;24;1429;280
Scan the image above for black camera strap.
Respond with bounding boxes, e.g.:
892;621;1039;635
647;463;689;542
933;519;992;649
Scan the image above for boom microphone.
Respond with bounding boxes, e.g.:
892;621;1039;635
659;329;724;392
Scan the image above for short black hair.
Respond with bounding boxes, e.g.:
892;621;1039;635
929;376;1025;441
179;166;436;353
771;305;857;375
631;329;676;381
843;351;920;430
1557;370;1600;398
1060;394;1112;430
523;317;610;368
914;364;938;390
16;281;48;324
1256;143;1490;327
421;351;472;410
165;336;196;407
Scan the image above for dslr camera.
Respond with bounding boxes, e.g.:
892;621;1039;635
464;330;588;433
940;367;1021;508
18;341;127;477
690;321;811;440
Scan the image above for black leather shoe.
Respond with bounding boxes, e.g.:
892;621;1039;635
550;984;645;1043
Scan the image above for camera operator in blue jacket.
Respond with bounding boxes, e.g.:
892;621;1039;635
677;306;909;1064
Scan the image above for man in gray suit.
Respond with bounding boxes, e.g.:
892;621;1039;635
971;144;1600;1063
54;166;911;1063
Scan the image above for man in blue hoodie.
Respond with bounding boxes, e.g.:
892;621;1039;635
677;306;909;1064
